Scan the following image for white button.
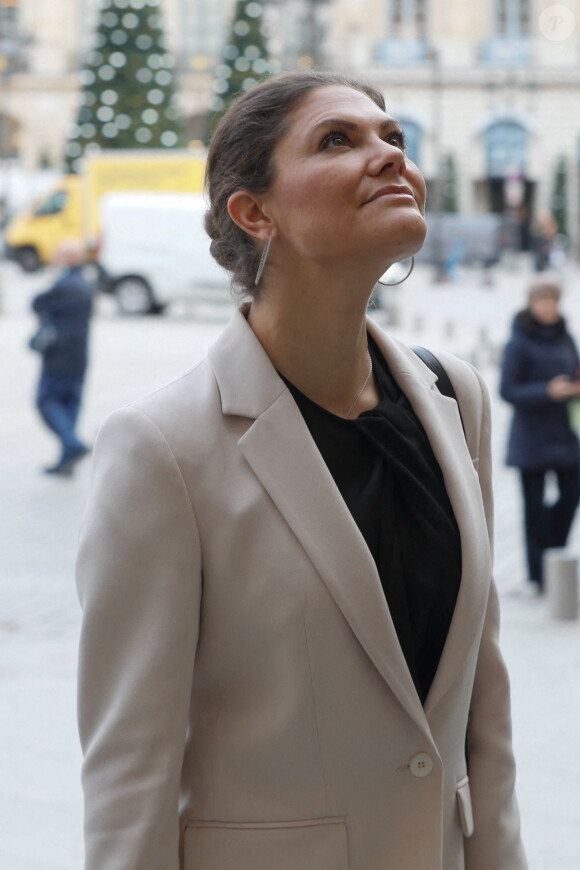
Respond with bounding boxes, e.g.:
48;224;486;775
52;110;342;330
410;752;434;778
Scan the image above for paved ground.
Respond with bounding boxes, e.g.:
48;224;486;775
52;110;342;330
1;257;579;869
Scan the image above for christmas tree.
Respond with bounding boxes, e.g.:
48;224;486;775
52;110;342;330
205;0;272;142
64;0;185;173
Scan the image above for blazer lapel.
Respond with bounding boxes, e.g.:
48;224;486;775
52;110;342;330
209;310;430;736
367;322;492;714
210;310;491;731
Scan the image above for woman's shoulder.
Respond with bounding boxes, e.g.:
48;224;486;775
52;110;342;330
414;346;489;455
370;324;488;446
426;347;481;381
367;324;487;414
99;355;223;453
131;356;215;415
422;347;488;412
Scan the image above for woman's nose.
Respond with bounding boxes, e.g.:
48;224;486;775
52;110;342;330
368;138;406;177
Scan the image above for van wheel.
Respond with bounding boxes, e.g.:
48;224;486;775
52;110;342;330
113;276;163;316
15;246;42;272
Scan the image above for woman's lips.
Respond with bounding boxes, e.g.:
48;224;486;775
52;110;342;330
366;185;416;204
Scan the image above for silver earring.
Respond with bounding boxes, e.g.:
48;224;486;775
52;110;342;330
377;256;415;286
254;234;272;286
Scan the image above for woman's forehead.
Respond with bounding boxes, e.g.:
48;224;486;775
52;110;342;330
284;85;393;136
291;85;385;117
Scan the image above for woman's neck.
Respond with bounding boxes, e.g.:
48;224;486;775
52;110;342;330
246;279;381;417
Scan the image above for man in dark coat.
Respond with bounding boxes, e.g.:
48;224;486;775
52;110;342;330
31;240;95;475
500;273;580;590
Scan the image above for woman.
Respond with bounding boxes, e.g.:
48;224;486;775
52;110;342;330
77;71;527;870
500;273;580;591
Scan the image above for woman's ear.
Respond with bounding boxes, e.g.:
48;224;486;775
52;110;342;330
227;191;274;242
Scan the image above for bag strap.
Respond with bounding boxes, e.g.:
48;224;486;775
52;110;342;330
411;345;465;436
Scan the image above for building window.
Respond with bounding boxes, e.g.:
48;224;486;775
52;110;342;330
481;0;531;64
400;120;422;167
0;1;19;43
375;0;427;64
0;0;18;21
485;121;528;178
390;0;427;41
0;0;29;74
494;0;530;37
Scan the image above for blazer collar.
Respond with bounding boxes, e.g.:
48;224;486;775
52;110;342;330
208;306;441;418
208;305;286;419
209;308;491;730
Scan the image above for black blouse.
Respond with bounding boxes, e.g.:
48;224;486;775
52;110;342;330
283;335;462;704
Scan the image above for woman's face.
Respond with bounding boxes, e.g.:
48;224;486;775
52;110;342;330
261;85;427;273
530;293;560;325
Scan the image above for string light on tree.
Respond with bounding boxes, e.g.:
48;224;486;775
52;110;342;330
64;0;185;173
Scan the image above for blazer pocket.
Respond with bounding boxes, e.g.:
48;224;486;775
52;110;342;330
456;776;474;838
184;816;348;870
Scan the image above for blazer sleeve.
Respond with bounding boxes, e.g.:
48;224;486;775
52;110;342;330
76;406;202;870
463;367;528;870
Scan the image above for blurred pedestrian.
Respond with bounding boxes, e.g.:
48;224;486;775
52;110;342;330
30;239;95;475
531;211;557;272
76;71;526;870
500;273;580;591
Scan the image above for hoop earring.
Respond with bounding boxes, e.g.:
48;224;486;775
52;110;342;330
377;256;415;287
254;234;272;286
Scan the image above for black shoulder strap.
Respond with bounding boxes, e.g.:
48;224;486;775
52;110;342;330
411;345;465;436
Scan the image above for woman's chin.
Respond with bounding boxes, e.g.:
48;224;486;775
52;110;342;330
385;210;427;255
383;222;428;264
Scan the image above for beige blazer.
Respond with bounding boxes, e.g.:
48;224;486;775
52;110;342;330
76;308;527;870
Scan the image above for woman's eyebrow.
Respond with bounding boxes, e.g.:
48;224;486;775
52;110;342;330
307;116;401;137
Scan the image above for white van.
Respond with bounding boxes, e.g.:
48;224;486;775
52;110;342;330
98;192;231;314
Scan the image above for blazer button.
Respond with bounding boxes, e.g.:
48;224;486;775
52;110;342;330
409;752;434;778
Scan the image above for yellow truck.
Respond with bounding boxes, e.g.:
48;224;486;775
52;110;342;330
3;149;206;271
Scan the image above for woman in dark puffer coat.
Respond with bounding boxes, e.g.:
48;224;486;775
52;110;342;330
500;273;580;591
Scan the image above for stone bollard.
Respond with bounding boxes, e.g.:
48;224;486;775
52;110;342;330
412;313;424;334
544;549;579;620
443;320;456;340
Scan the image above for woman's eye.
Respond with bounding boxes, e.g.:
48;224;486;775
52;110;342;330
386;132;407;150
321;131;349;149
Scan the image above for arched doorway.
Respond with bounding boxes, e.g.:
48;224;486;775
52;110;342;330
484;120;534;250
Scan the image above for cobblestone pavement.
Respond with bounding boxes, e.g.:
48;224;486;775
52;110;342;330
1;258;579;869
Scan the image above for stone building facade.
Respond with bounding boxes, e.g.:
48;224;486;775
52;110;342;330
1;0;579;250
326;0;580;252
